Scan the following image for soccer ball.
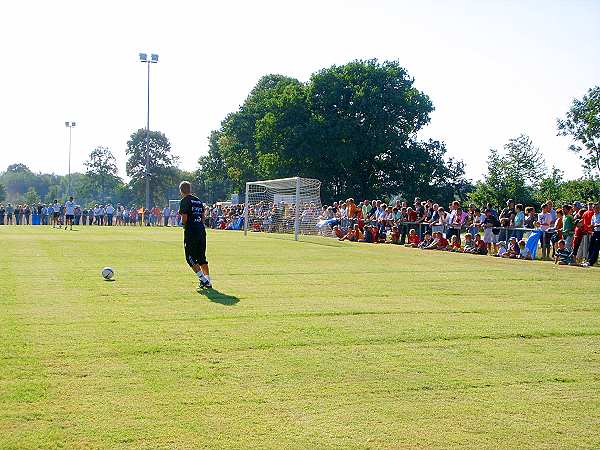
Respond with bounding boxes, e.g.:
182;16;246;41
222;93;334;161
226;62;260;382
101;267;114;280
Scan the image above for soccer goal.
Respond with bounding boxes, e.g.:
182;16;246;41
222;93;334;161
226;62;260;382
244;177;322;240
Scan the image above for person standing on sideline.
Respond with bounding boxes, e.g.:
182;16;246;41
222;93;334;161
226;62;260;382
178;181;211;290
163;205;171;227
106;204;115;226
582;203;600;267
64;196;75;230
51;200;60;228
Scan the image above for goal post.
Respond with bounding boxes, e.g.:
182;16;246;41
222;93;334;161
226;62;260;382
244;177;322;240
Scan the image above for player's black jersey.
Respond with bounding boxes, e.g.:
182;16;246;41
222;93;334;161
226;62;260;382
179;194;205;239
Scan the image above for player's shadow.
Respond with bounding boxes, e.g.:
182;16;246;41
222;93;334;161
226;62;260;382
198;288;240;306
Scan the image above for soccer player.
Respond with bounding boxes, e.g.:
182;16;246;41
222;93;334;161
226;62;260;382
64;196;75;230
178;181;211;290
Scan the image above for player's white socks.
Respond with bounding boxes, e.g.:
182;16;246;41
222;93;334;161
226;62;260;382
197;272;210;283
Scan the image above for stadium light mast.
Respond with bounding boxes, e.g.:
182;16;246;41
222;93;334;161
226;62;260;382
65;121;76;197
139;52;159;210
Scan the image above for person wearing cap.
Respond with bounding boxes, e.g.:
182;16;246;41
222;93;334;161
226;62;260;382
503;236;521;259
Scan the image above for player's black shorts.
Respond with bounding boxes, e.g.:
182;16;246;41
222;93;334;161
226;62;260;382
53;212;60;218
184;230;207;267
66;214;74;221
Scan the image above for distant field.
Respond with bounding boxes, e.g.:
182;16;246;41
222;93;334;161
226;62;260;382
1;226;600;449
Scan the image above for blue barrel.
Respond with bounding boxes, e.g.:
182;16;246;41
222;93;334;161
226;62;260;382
32;214;40;225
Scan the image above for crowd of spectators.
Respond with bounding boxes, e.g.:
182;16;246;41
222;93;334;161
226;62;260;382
317;197;600;267
0;202;180;227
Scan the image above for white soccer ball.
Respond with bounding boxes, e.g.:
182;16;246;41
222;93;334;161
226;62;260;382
101;267;114;280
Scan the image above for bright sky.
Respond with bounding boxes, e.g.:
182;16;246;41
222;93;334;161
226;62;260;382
1;0;599;182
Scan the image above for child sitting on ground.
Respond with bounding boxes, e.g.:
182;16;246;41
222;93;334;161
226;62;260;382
418;232;433;249
424;232;440;250
503;236;520;258
404;228;421;247
472;234;488;255
339;226;356;241
389;225;400;244
360;225;373;243
449;235;462;252
434;232;449;250
495;241;508;257
333;225;345;239
517;240;532;260
554;239;573;265
462;233;475;252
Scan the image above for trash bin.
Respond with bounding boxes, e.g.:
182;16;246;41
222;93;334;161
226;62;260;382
32;214;40;225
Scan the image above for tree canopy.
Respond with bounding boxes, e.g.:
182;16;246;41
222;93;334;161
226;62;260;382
199;59;469;204
557;86;600;175
126;129;179;206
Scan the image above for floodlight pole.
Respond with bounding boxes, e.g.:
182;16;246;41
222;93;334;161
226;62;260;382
294;176;300;241
145;60;151;211
65;121;76;197
139;52;158;211
244;182;249;236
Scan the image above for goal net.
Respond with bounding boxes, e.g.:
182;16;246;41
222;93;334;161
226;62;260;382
244;177;322;240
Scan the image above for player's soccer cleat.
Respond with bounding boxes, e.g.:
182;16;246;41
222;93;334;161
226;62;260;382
201;279;212;289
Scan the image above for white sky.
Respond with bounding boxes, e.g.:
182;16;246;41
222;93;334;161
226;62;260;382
1;0;598;182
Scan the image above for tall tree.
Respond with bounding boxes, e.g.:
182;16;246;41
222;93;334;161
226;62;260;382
83;146;122;202
196;130;234;202
205;60;467;203
468;134;546;207
24;187;40;205
126;129;179;206
45;185;61;204
0;182;6;202
557;86;600;175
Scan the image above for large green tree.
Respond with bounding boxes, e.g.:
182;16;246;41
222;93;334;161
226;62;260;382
82;146;122;202
196;130;234;202
468;134;546;207
126;129;179;206
0;182;6;202
557;86;600;175
203;60;468;203
24;187;40;205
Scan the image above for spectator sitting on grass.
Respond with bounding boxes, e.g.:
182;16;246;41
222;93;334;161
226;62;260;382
554;239;573;265
472;234;488;255
424;231;448;250
404;229;420;247
389;225;400;244
333;225;344;239
360;225;373;243
518;240;532;260
503;237;520;259
423;231;440;250
339;224;359;242
495;241;508;257
418;232;433;249
449;235;461;252
463;233;475;252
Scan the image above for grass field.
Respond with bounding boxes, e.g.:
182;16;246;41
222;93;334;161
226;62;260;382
1;226;600;449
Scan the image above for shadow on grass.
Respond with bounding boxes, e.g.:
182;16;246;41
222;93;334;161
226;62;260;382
198;288;240;306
